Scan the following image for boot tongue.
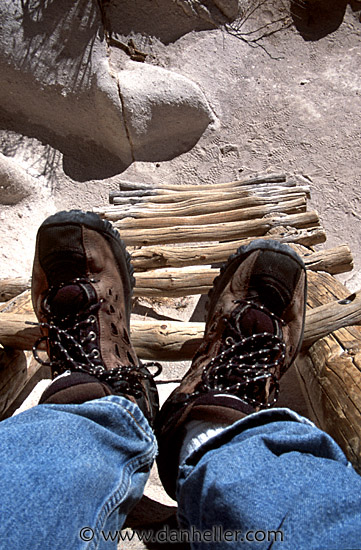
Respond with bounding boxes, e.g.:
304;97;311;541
49;283;97;319
237;306;275;337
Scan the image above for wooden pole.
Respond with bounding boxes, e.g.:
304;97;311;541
302;289;361;348
114;173;288;193
97;191;308;221
130;320;203;361
0;278;31;302
295;270;361;474
0;244;350;302
295;245;353;275
117;211;320;246
1;292;360;359
108;198;306;230
0;348;28;417
0;348;45;419
110;183;311;206
130;228;327;270
133;245;353;297
0;289;33;311
134;267;217;297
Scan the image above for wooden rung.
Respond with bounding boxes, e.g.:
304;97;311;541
114;173;288;193
133;246;353;297
303;290;361;348
135;267;217;297
0;245;351;302
0;278;31;302
95;196;306;227
117;211;321;246
110;183;310;206
130;228;327;270
107;198;306;230
99;187;308;220
299;245;353;275
1;292;360;360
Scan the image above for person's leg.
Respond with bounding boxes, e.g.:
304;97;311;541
156;239;361;548
176;408;361;549
0;395;156;550
0;210;160;549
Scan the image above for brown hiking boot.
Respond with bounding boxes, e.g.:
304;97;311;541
156;239;307;497
31;210;159;425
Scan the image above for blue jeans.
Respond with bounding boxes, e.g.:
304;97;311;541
0;396;361;549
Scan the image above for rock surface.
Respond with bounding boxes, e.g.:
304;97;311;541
0;0;216;170
175;0;240;22
118;61;216;161
0;1;131;167
0;153;36;205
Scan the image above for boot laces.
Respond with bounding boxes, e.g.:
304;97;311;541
30;278;162;398
199;300;286;408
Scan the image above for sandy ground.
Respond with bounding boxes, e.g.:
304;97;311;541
1;1;361;547
0;2;361;290
1;2;360;289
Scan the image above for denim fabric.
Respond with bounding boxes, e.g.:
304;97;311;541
0;395;156;550
177;408;361;549
1;399;361;550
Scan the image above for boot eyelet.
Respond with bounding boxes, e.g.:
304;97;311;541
93;365;104;375
88;331;96;341
90;349;100;359
88;315;97;324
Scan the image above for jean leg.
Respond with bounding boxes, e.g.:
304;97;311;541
177;408;361;549
0;395;156;550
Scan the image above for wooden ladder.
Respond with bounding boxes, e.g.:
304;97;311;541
1;173;361;472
